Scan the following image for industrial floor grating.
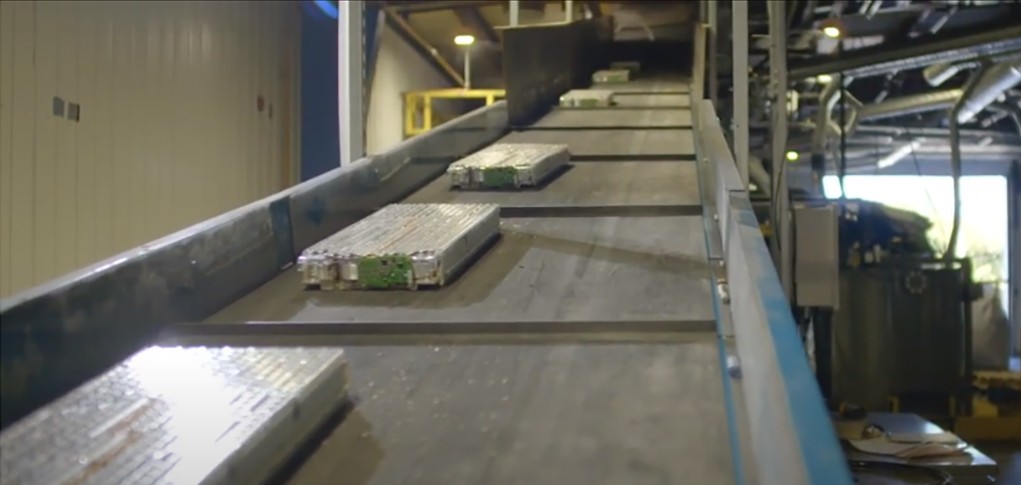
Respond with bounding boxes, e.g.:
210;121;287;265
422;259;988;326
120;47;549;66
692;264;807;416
297;203;501;290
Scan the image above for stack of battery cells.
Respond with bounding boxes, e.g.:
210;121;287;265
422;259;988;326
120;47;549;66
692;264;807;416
297;203;500;290
0;346;349;485
559;89;615;108
610;61;641;74
592;68;631;83
446;143;570;190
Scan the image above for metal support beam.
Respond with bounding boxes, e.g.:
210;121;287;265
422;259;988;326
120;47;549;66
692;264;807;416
509;0;520;26
1011;161;1020;354
706;0;718;106
454;7;498;44
339;0;365;166
565;0;574;22
788;23;1021;79
732;0;749;187
768;0;793;297
383;6;465;87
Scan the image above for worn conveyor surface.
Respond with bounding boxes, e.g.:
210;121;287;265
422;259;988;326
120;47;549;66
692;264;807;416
528;108;692;128
201;82;730;484
500;129;696;160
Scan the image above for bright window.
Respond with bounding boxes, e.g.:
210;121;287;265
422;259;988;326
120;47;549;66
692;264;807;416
823;175;1009;310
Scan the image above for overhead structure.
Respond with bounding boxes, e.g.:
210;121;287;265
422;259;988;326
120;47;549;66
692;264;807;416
338;0;365;166
10;0;1021;483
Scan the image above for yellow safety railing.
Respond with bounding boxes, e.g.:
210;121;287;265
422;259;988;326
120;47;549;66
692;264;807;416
404;88;506;138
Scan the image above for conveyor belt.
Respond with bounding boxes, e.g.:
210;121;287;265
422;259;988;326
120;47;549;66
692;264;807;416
592;78;690;94
7;74;735;484
613;93;691;108
405;161;702;207
207;215;715;324
200;76;734;485
286;341;732;485
499;129;696;160
527;108;692;129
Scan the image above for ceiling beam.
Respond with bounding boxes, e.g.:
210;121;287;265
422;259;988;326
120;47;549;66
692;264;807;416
382;5;465;86
380;1;503;14
453;7;498;44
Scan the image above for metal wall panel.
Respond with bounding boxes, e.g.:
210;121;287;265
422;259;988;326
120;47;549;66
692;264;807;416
0;1;299;298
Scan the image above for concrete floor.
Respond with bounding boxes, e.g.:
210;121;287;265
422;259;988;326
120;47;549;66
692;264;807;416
976;441;1021;483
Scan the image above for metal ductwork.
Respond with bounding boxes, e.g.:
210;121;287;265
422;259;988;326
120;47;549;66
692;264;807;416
748;155;772;197
923;62;979;87
812;83;841;155
788;23;1021;79
858;89;963;121
955;62;1021;123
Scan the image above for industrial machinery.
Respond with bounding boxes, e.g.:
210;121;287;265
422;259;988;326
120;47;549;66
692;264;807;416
793;201;975;418
3;1;1020;484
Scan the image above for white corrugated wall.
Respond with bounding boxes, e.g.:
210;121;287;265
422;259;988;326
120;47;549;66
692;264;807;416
0;1;300;298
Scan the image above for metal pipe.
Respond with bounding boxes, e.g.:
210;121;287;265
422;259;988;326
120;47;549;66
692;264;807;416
565;0;573;21
509;0;519;26
339;0;365;166
956;62;1021;124
768;0;793;298
463;46;472;89
733;0;750;187
876;140;923;169
858;89;963;121
749;156;772;197
788;24;1021;79
947;69;985;262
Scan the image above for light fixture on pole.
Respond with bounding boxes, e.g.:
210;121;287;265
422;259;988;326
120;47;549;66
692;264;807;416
454;34;476;89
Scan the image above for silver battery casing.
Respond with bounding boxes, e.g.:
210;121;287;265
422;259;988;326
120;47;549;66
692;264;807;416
0;346;349;485
592;69;631;83
297;203;500;290
559;89;615;108
610;61;641;73
447;143;570;190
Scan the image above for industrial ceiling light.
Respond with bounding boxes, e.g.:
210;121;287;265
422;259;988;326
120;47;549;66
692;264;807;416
822;26;842;38
816;74;833;84
786;150;800;162
454;34;476;46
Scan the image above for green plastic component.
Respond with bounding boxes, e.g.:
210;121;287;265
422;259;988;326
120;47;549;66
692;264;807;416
482;166;518;188
357;254;413;289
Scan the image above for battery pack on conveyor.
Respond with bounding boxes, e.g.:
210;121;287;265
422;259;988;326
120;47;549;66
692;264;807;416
447;143;570;190
592;69;630;83
0;346;349;485
297;203;500;290
559;89;615;108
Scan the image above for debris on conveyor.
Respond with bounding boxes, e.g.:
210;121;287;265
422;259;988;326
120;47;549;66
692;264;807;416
447;143;570;190
297;203;500;290
592;68;631;83
0;346;349;485
610;61;641;73
559;89;615;108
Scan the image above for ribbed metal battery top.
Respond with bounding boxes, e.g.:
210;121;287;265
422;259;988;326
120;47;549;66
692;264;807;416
301;203;499;258
0;346;348;485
